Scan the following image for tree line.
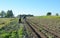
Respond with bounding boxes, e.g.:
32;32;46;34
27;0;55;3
0;10;14;18
0;10;59;18
47;12;59;16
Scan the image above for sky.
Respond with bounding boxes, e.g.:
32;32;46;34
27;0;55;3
0;0;60;16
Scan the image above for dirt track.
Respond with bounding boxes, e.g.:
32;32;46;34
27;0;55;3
23;19;47;38
23;19;60;38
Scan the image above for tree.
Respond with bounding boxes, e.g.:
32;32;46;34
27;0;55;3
0;11;6;18
0;13;1;17
56;13;59;16
47;12;51;16
6;10;14;18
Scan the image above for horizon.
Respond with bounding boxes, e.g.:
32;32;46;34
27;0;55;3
0;0;60;16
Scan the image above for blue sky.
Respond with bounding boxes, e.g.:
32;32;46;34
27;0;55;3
0;0;60;16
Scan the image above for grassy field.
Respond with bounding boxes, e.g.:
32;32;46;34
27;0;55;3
0;18;24;38
0;16;60;38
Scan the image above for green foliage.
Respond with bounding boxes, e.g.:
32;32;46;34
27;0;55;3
56;13;59;16
0;11;6;18
18;24;24;38
0;10;14;18
6;10;14;18
47;12;51;16
0;18;24;38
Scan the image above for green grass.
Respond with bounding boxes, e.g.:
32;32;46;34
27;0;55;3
0;18;24;38
18;24;24;38
34;16;60;19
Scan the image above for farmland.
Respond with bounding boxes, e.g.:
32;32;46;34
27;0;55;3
0;16;60;38
0;18;24;38
24;16;60;38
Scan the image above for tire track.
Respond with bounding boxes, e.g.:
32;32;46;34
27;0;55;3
25;20;47;38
